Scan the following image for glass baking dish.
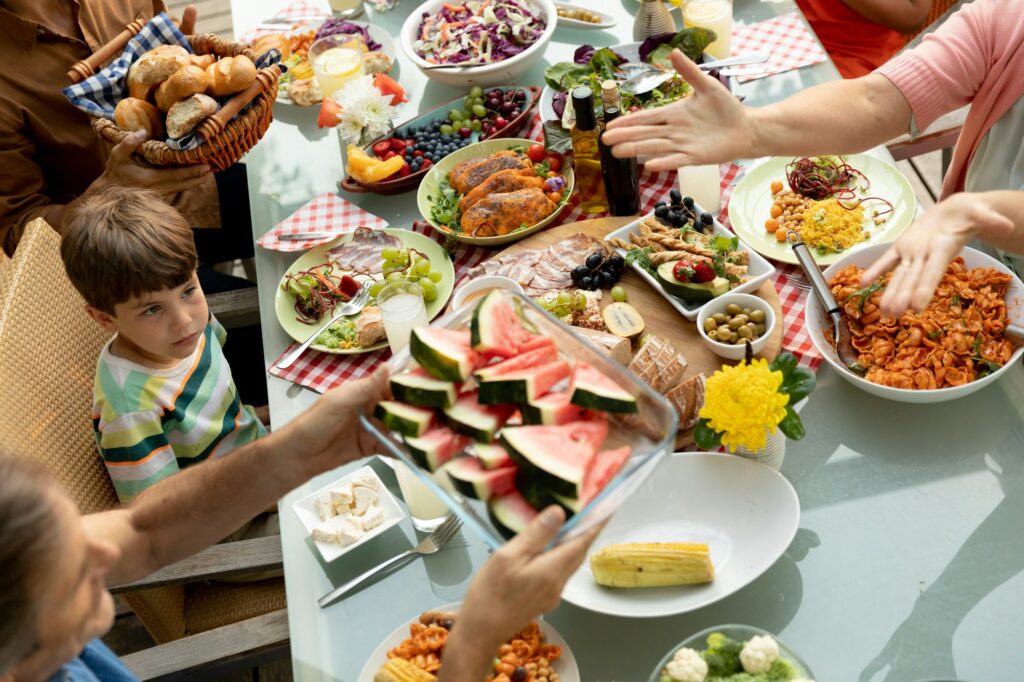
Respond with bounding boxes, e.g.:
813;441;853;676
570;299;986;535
360;290;678;548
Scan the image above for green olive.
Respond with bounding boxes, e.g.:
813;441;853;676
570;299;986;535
742;307;752;316
733;313;749;326
737;325;753;339
727;317;743;331
712;312;728;325
756;322;767;335
716;328;734;342
707;329;718;340
703;318;718;333
725;303;742;316
750;309;766;323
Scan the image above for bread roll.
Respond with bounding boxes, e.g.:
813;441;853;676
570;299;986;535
286;78;322;107
155;65;211;112
190;53;216;69
127;69;157;101
205;55;257;97
166;93;218;139
129;45;190;85
114;98;165;139
252;34;291;60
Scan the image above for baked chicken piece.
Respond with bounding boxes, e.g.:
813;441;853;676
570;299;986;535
447;151;530;194
458;168;545;211
460;188;557;237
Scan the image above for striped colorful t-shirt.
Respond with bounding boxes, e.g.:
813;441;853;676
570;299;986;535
93;318;267;503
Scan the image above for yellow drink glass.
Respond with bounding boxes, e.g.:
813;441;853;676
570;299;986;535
683;0;732;59
310;37;365;100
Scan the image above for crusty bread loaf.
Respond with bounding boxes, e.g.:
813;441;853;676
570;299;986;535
114;97;165;139
205;55;257;97
252;34;291;60
129;45;190;85
155;65;211;112
189;53;216;69
286;78;322;107
166;93;218;139
127;69;157;101
665;372;706;432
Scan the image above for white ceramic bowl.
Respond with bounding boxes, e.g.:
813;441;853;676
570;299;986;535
648;625;814;682
807;243;1024;404
400;0;557;87
451;275;524;309
696;292;777;361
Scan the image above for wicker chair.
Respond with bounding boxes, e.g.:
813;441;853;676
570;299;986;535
0;219;287;679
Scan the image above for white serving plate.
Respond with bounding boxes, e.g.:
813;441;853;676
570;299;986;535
291;466;406;563
562;452;800;618
604;211;776;321
357;603;580;682
807;243;1024;404
554;1;616;29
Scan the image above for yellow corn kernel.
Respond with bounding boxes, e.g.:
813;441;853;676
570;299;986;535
590;542;714;588
373;659;438;682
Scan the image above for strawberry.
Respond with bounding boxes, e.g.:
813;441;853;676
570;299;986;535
389;138;406;152
672;260;695;282
398;163;412;178
692;261;717;283
371;140;391;156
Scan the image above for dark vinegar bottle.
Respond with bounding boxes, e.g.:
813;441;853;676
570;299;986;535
599;106;640;216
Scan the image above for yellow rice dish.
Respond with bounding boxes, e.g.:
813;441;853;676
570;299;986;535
799;198;867;254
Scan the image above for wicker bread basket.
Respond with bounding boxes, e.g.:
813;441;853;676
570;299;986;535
69;31;281;172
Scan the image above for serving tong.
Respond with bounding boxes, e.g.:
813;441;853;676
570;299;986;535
787;232;865;376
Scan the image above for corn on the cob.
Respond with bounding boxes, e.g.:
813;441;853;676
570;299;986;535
290;61;314;81
590;542;714;588
373;659;438;682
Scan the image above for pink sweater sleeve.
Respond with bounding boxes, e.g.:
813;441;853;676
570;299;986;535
875;0;998;131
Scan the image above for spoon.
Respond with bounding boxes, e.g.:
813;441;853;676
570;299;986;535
615;50;771;79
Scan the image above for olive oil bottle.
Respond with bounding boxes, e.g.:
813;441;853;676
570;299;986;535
570;86;609;214
599;106;640;216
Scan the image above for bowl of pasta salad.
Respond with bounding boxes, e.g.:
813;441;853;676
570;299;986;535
807;243;1024;404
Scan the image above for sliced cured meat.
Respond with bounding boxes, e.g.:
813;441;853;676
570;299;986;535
465;250;540;289
326;227;400;274
526;234;610;294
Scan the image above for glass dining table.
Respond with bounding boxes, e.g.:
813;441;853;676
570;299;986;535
231;0;1024;679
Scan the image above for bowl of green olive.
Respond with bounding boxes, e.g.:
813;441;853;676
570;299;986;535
696;293;776;361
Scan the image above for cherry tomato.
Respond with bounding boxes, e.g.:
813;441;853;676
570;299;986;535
764;218;779;232
545;153;563;173
770;180;784;194
527;143;547;163
547;191;562;204
371;140;391;156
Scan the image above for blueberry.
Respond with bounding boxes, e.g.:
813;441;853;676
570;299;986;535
683;196;695;209
571;265;589;282
669;188;682;204
701;212;714;226
585;253;603;269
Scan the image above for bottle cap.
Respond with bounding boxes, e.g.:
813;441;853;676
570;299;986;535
571;85;597;130
601;80;619;103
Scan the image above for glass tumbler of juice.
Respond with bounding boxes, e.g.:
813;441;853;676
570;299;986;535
683;0;732;59
329;0;364;19
377;281;429;354
395;461;451;532
309;37;365;100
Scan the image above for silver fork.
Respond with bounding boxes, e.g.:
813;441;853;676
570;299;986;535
276;286;370;370
318;514;463;608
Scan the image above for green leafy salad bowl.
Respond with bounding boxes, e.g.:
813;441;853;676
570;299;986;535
649;625;814;682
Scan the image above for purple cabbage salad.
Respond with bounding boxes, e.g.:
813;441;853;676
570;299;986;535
413;0;547;65
315;19;383;52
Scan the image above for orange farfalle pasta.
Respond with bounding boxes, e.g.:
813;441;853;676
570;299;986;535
829;257;1018;390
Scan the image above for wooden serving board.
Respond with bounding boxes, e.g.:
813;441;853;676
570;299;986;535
494;217;784;447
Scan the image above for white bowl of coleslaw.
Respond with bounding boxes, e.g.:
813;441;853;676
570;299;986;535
401;0;557;87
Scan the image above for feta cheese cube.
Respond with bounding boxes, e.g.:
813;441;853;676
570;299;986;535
330;483;354;511
330;515;365;547
311;522;338;544
359;506;386;531
350;472;380;492
314;494;336;521
352;486;379;515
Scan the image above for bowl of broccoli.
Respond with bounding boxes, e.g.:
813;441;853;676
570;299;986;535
649;625;814;682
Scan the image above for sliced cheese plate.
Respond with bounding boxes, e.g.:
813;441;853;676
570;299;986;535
604;211;775;321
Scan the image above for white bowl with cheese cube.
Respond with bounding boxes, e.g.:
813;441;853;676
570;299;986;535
292;466;406;562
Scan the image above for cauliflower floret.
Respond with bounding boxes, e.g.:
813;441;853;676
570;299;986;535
739;635;779;674
664;647;707;682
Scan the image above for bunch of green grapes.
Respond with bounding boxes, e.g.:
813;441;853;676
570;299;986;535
534;291;588;318
370;247;444;303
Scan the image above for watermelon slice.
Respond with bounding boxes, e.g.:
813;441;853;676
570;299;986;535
441;391;515;443
521;392;594;425
471;290;533;358
390;368;458;408
517;335;557;354
441;457;517;501
474;345;559;380
580;445;632;505
488;490;540;539
410;327;479;382
478;360;571;405
500;420;609;499
569;362;638;414
473;443;514;470
374;400;434;438
403;426;469;471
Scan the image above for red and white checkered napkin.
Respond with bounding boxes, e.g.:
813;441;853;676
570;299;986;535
267;222;492;392
257;192;389;252
730;12;828;83
238;1;328;42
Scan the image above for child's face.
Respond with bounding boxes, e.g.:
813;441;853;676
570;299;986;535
88;273;209;365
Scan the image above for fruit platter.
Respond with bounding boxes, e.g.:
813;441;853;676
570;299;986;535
361;288;678;548
274;227;455;354
341;86;541;195
417;138;574;246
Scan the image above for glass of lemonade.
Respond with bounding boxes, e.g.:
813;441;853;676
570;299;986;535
683;0;732;59
395;461;451;532
377;281;429;353
677;164;722;215
309;36;365;100
329;0;364;19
